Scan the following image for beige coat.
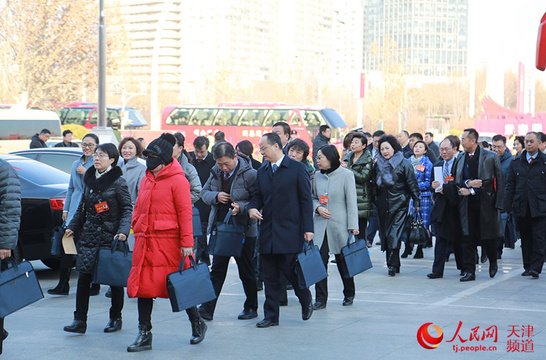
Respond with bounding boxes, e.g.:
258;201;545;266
312;166;359;254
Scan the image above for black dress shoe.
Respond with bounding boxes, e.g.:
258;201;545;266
529;270;540;279
238;309;258;320
427;272;443;279
104;318;122;333
489;264;498;278
256;319;278;328
302;302;313;321
89;284;100;296
127;326;152;352
313;302;326;310
198;306;213;321
413;247;424;259
342;297;354;306
480;253;488;264
522;270;532;276
388;267;396;277
63;320;87;334
460;273;476;282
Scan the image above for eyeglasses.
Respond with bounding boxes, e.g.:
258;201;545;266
82;143;96;149
94;152;110;159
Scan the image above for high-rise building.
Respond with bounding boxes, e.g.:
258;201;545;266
363;0;468;81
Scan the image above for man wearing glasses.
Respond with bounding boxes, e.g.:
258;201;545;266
248;132;314;328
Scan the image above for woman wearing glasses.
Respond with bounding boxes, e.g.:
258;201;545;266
48;134;101;296
63;143;133;334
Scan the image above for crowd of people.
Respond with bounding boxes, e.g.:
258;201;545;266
1;123;546;354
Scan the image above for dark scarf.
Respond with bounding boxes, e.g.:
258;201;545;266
320;161;340;174
376;151;405;187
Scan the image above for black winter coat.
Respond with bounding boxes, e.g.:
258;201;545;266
504;151;546;218
451;147;504;239
68;166;133;274
372;159;421;251
29;134;47;148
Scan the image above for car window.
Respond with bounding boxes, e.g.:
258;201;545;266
12;152;38;160
8;159;69;185
36;153;80;174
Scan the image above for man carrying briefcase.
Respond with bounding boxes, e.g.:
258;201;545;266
0;158;22;355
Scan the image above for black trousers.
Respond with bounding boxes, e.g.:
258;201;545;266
315;236;355;304
74;272;124;321
261;253;312;323
366;206;379;242
461;206;497;275
357;218;368;241
517;213;546;273
137;298;199;330
194;220;210;263
432;236;464;275
201;237;258;315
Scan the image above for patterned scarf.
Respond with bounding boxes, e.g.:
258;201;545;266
376;151;405;187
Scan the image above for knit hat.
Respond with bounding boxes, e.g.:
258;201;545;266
143;137;173;165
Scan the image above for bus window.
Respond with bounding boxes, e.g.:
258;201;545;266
263;109;291;127
64;108;91;126
216;109;241;126
238;109;268;126
194;109;218;126
166;108;193;125
106;109;122;128
300;110;325;140
288;112;302;127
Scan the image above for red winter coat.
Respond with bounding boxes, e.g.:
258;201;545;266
127;160;193;299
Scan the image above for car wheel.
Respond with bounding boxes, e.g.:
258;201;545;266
12;244;23;264
41;258;61;270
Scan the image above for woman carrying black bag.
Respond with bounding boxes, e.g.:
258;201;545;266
63;143;133;334
312;145;359;309
371;135;421;276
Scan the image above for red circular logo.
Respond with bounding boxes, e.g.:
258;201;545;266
417;323;444;349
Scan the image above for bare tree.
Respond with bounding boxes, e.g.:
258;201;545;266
0;0;127;107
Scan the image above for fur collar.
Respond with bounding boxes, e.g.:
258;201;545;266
84;165;122;192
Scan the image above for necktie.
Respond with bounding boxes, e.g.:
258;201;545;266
223;172;229;181
272;164;278;173
529;157;534;164
443;161;450;183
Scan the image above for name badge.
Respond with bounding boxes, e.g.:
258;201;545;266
416;164;426;172
94;201;109;213
445;176;454;182
319;195;329;205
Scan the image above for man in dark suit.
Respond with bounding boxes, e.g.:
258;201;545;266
504;132;546;278
190;136;216;265
248;133;314;327
425;132;440;160
397;130;412;158
452;128;504;282
427;138;463;278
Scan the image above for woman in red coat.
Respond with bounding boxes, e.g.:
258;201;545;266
126;135;206;352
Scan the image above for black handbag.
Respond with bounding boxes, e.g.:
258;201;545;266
339;234;373;278
208;209;245;257
93;237;132;287
0;258;44;318
166;255;216;312
295;240;327;289
408;211;431;246
50;222;66;256
192;207;203;237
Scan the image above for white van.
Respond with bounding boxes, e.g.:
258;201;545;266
0;109;62;153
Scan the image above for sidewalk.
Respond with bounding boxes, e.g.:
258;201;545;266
3;242;545;360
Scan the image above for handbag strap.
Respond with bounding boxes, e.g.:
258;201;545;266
223;208;233;223
346;233;355;246
110;236;129;256
0;257;18;273
302;240;314;253
178;254;198;273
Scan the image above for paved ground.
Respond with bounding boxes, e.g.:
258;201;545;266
2;240;545;360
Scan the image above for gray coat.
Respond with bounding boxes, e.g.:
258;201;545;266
180;154;202;204
312;166;359;254
63;155;95;224
120;156;146;206
201;153;257;237
0;159;21;250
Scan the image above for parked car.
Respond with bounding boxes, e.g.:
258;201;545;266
1;154;69;269
11;148;83;174
12;147;145;174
